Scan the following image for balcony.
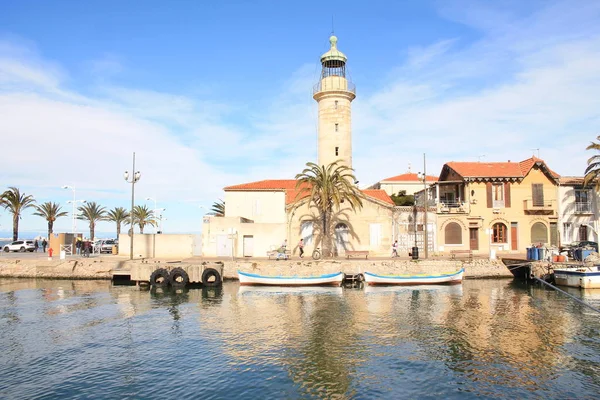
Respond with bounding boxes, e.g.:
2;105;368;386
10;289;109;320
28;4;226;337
313;78;356;96
437;201;468;214
523;199;555;215
575;201;593;214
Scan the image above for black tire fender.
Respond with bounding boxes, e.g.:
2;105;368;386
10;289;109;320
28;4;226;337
149;268;170;287
202;267;222;287
169;267;189;288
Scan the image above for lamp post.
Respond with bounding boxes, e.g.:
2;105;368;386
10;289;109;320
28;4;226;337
145;197;165;234
62;185;80;235
418;153;428;259
124;152;141;260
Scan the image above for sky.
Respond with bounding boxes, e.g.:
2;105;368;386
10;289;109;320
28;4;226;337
1;0;599;237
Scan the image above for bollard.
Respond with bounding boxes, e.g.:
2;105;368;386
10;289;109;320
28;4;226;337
48;248;53;261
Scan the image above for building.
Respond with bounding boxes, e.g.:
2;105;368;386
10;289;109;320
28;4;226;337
557;177;599;245
201;36;395;258
375;171;438;197
433;156;560;256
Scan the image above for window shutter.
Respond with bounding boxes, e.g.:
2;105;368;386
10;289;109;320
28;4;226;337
532;184;544;207
486;182;493;208
504;182;511;208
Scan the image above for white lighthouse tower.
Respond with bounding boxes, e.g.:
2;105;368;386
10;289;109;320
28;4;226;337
313;35;356;169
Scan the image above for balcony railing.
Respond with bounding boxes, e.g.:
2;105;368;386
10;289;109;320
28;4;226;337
437;202;468;214
575;201;592;213
523;199;555;213
313;79;356;95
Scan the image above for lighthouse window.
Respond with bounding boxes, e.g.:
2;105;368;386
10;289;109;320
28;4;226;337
334;101;338;109
335;147;339;156
335;123;339;132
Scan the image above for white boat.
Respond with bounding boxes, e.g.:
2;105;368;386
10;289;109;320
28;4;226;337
363;268;464;286
237;270;344;286
553;266;600;289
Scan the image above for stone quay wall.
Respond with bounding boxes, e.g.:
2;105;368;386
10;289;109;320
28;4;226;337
0;257;515;281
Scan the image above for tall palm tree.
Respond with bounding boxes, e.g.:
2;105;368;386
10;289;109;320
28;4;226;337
0;187;36;241
33;202;68;239
132;205;155;234
584;135;600;191
77;201;107;240
294;162;363;256
106;207;130;238
210;199;225;216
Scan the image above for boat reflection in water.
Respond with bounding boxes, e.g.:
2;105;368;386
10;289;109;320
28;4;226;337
363;284;464;296
238;285;343;296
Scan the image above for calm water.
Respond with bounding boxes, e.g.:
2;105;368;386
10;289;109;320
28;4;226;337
1;279;599;399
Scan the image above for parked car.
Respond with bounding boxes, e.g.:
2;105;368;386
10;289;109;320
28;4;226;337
3;240;36;252
99;239;117;254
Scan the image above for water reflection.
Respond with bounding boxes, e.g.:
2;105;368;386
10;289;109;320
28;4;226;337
0;278;598;399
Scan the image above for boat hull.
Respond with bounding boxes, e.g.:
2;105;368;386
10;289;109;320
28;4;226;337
237;271;344;286
363;269;464;286
553;266;600;289
501;258;533;281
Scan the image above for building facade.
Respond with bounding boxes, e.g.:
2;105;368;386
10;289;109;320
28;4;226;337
558;177;600;245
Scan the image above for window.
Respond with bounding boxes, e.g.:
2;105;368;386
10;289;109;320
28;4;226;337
335;123;339;132
444;222;462;245
492;223;507;243
369;223;382;247
563;222;572;244
531;222;548;244
253;199;261;216
493;183;504;208
532;184;544;207
300;221;313;245
335;147;339;156
575;189;591;213
334;100;338;109
579;225;589;241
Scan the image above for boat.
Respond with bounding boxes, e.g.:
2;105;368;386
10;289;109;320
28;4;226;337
363;268;464;286
553;265;600;289
501;258;533;281
237;270;344;286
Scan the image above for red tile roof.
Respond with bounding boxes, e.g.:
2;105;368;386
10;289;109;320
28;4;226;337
381;173;438;182
559;176;585;185
224;180;394;206
445;157;560;179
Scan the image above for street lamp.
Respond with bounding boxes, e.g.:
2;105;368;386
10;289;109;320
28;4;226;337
417;153;428;259
62;185;86;235
124;152;141;260
145;197;165;234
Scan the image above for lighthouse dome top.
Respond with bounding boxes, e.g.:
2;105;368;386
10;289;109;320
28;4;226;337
320;35;347;64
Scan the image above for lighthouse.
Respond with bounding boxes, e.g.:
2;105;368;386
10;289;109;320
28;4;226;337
313;35;356;169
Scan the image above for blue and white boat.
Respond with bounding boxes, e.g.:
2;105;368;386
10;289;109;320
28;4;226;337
553;266;600;289
363;268;464;286
237;270;344;286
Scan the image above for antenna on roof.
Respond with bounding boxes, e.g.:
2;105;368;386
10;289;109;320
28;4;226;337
331;15;335;35
477;154;486;162
407;162;412;172
531;148;540;158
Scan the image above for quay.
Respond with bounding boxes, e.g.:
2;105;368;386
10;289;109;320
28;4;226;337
0;254;514;282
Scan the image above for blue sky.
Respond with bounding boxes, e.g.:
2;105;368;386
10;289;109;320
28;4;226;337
1;0;599;236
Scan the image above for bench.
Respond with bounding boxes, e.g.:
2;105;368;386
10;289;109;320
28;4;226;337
346;250;369;259
267;249;291;260
450;250;473;261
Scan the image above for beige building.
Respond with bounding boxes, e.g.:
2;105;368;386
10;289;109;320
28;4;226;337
375;172;439;197
201;35;396;258
433;156;560;256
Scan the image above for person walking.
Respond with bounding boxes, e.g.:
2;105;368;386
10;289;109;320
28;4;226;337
34;240;39;252
41;239;47;253
76;239;82;255
391;240;399;258
298;238;304;258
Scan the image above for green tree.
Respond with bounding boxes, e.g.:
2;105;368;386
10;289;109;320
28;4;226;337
210;199;225;216
0;187;36;241
132;205;155;234
77;201;107;240
584;135;600;191
33;202;68;239
294;162;363;257
390;190;415;206
106;207;130;238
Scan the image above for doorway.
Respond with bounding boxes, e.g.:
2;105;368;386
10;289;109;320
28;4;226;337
511;222;518;251
243;235;254;257
469;228;479;251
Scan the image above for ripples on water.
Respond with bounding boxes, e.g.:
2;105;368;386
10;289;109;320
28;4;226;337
0;278;599;399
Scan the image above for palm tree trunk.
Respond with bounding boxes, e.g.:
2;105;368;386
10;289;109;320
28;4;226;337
322;212;328;256
48;221;53;239
90;222;95;241
116;223;121;238
140;225;144;234
12;213;19;241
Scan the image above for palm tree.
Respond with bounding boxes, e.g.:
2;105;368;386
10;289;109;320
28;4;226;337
132;205;155;234
33;202;68;239
0;187;36;241
210;199;225;216
77;201;107;240
294;162;363;256
584;135;600;191
106;207;130;238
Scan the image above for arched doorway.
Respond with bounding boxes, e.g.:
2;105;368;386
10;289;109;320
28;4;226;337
531;222;548;245
335;223;349;256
